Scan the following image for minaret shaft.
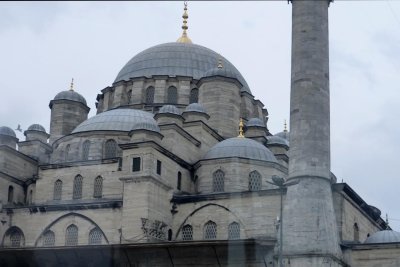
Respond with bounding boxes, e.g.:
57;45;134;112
283;1;342;265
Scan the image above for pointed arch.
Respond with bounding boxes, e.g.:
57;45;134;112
213;170;224;192
104;139;117;158
248;170;262;191
43;230;55;247
146;86;155;104
82;140;90;160
93;176;103;198
65;224;78;246
189;88;199;104
89;228;102;245
53;179;63;200
228;222;240;240
73;175;83;199
204;221;217;240
2;226;25;247
7;185;14;203
167;86;178;104
182;225;193;241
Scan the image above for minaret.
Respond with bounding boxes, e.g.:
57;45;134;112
283;0;342;266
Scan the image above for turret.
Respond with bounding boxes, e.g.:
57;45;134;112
49;79;90;144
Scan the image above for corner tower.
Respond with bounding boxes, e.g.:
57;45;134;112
283;0;342;266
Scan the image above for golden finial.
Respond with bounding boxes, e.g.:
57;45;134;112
238;118;245;138
217;58;223;69
284;119;288;132
69;78;74;91
177;1;193;44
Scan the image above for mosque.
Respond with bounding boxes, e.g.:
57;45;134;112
1;1;400;266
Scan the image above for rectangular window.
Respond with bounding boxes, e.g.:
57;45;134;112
156;160;162;175
132;157;141;172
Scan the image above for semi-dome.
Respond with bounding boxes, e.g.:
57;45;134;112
185;103;207;113
275;131;289;142
364;230;400;244
203;66;238;80
204;137;277;163
27;124;46;133
54;90;87;106
247;118;265;128
158;105;181;115
0;126;16;138
267;135;289;147
114;42;251;93
72;109;160;133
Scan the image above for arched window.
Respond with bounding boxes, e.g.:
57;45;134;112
213;170;224;192
65;224;78;246
249;171;262;191
127;90;132;104
204;221;217;240
8;186;14;203
182;225;193;241
177;172;182;190
168;229;173;241
104;139;117;158
65;144;70;161
9;229;23;247
228;222;240;240
82;140;90;160
146;86;155;104
93;176;103;198
73;175;83;199
167;86;177;104
43;230;55;247
53;179;62;200
354;223;360;242
88;228;102;245
27;190;33;205
189;88;199;104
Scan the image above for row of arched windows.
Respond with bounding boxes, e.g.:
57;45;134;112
212;170;262;192
53;176;103;200
181;221;240;241
42;225;102;247
143;86;199;105
64;139;118;162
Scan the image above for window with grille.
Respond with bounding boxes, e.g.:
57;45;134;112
73;175;83;199
228;222;240;240
189;88;199;104
8;186;14;203
89;228;102;245
213;170;224;192
167;86;177;104
204;221;217;240
65;224;78;246
157;160;162;175
127;90;132;104
93;176;103;198
177;172;182;190
182;225;193;241
65;144;70;161
82;140;90;160
43;230;55;247
104;139;117;158
54;179;62;200
132;157;141;172
10;230;22;247
146;86;155;104
249;171;262;191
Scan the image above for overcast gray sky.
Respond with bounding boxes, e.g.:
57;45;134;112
1;1;400;231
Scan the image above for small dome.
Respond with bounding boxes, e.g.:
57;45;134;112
204;137;277;163
27;124;46;133
275;131;290;142
203;66;238;80
247;118;265;128
72;109;160;133
159;105;181;115
54;90;87;105
364;230;400;244
267;136;289;147
0;126;16;138
185;103;207;113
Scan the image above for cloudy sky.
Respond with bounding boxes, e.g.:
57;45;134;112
1;1;400;231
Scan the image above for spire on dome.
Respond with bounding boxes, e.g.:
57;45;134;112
284;119;288;132
238;118;245;138
177;1;193;44
70;78;74;91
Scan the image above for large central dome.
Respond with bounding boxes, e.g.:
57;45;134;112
114;42;251;93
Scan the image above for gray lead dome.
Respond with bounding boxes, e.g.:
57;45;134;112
72;109;160;133
114;42;251;93
364;230;400;244
27;124;46;132
204;137;277;163
54;90;87;105
159;105;181;115
0;126;16;137
185;103;207;113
